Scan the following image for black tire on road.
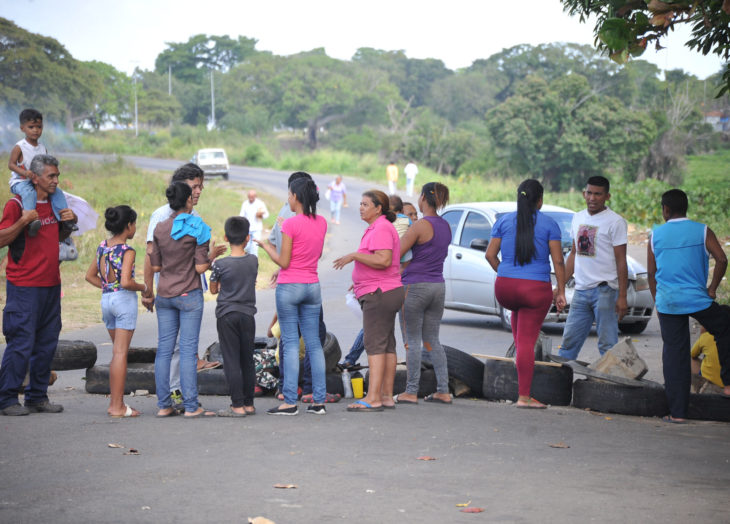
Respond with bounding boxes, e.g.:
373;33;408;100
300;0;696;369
85;363;155;394
618;321;649;335
688;393;730;422
126;347;157;364
443;345;484;397
52;340;97;371
326;372;345;397
482;357;573;405
572;378;668;417
197;368;229;396
365;366;437;398
323;332;342;373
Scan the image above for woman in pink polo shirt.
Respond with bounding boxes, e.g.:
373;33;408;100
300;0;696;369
334;189;404;412
258;177;328;416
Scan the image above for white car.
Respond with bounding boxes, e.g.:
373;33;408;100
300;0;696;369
440;202;654;333
192;148;229;180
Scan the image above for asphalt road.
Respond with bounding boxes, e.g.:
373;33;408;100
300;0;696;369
1;154;727;523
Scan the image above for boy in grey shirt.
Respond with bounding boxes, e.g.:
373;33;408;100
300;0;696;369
209;217;258;416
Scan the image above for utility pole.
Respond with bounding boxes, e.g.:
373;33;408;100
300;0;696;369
168;65;172;96
210;68;216;129
134;72;138;138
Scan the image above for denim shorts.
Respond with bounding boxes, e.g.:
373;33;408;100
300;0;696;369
101;289;138;330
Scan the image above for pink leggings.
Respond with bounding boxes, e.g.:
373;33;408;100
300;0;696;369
495;276;553;397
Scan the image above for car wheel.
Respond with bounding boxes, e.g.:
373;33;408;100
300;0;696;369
499;306;512;331
619;320;649;334
51;340;97;371
222;172;229;180
482;357;573;405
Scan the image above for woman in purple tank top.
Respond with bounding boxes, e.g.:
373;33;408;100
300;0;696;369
394;182;452;405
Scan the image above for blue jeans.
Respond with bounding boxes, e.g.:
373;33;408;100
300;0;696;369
0;282;61;408
330;199;343;222
154;289;203;412
276;283;326;404
101;289;138;330
12;179;68;221
343;329;365;365
558;284;618;360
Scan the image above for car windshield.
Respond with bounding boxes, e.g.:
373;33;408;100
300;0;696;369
495;211;574;252
198;151;225;161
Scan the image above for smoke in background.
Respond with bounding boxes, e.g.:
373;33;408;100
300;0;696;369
0;105;81;155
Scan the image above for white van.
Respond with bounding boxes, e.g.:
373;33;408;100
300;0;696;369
192;148;229;180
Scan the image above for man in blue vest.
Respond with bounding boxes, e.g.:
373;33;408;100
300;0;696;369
648;189;730;423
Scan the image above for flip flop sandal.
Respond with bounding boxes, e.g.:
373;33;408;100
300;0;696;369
347;400;384;412
393;394;418;405
217;407;246;418
155;408;178;418
661;415;687;424
515;398;547;409
184;408;217;418
424;394;452;404
109;405;140;418
244;407;256;415
197;361;221;372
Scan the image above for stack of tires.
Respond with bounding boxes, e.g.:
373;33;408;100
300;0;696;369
51;340;97;371
85;333;344;396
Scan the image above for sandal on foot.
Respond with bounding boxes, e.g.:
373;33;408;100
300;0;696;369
197;360;221;372
184;408;217;418
217;407;246;418
347;400;384;412
661;415;687;424
424;393;452;404
393;394;418;405
244;406;256;415
516;398;547;409
155;408;178;418
109;405;140;418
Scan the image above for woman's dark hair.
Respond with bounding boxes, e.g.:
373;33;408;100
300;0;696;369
104;205;137;235
389;194;404;213
166;181;192;211
420;182;449;210
289;177;319;217
363;190;396;222
514;179;544;266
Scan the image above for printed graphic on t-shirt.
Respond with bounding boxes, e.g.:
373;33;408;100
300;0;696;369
576;225;597;257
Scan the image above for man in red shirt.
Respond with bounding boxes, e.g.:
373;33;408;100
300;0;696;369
0;154;77;416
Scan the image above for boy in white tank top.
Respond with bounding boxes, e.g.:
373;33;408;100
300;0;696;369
8;108;73;237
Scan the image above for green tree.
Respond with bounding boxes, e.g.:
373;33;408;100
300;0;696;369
0;17;104;131
486;75;656;189
561;0;730;95
82;61;133;129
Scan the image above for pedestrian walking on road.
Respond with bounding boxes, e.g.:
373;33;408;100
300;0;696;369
404;161;418;197
334;190;404;412
386;161;399;195
486;179;566;409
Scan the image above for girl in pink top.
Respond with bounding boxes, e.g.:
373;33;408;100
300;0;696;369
334;190;404;412
257;177;328;415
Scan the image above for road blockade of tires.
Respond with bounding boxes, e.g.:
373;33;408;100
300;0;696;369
51;340;97;371
571;378;669;417
479;355;573;406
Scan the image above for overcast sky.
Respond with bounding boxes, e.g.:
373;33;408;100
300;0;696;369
2;0;726;79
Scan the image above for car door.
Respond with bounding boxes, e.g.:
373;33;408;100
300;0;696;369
447;210;498;313
440;209;464;302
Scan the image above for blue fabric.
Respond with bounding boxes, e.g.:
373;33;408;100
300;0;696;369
154;289;204;412
652;219;711;315
275;283;326;405
12;179;68;221
558;285;618;360
171;213;211;245
0;281;62;409
491;211;561;283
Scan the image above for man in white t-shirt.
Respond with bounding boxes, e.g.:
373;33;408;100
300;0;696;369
558;176;628;360
144;163;226;408
404;161;418;197
239;189;269;257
